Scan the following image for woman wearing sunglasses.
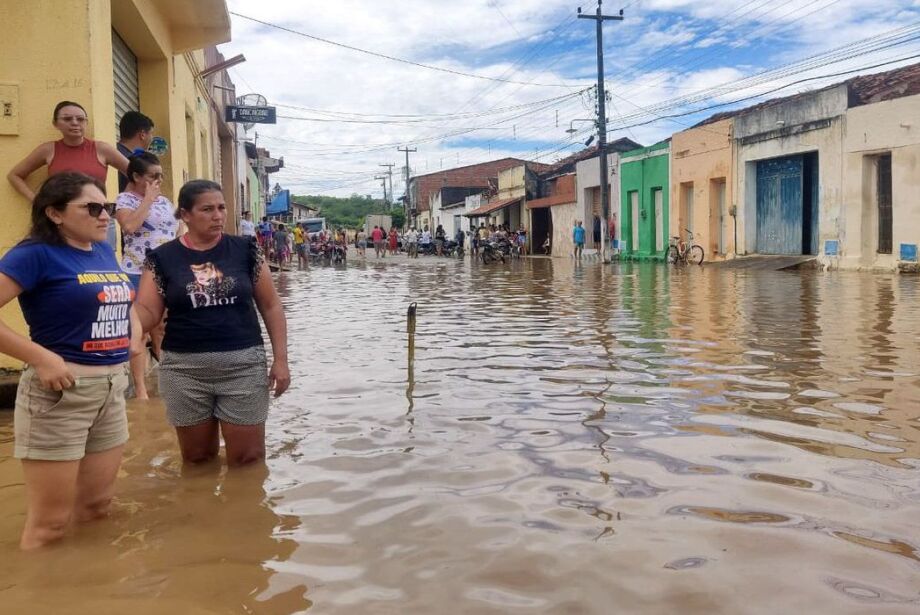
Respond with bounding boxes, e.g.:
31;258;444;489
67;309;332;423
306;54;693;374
0;172;142;549
115;152;177;399
7;101;129;248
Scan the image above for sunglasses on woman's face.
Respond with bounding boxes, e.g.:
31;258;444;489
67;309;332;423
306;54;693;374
76;202;117;218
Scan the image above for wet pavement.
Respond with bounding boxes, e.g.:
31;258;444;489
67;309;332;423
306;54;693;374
1;258;919;614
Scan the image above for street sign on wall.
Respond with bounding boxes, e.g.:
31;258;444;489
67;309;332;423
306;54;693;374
225;105;276;124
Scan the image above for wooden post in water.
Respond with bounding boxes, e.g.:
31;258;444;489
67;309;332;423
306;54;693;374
406;302;417;413
407;302;417;359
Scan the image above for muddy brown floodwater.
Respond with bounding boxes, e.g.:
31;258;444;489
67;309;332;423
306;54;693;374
1;259;919;614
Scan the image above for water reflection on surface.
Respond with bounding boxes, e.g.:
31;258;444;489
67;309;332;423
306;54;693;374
1;259;919;614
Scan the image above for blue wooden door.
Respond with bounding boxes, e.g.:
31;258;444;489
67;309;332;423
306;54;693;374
756;156;803;254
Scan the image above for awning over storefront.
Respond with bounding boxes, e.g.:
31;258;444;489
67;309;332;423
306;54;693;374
267;189;290;216
464;197;521;217
526;193;576;209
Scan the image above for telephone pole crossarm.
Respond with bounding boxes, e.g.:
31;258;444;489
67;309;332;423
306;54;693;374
374;175;388;204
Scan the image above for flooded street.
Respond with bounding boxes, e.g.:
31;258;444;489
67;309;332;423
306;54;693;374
1;259;919;614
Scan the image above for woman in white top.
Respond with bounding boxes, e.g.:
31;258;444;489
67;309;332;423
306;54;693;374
115;152;177;399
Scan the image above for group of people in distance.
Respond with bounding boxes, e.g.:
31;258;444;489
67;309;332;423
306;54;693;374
469;223;528;256
0;100;290;550
362;225;400;258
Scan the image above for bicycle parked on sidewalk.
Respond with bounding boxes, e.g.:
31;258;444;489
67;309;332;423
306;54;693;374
666;229;705;265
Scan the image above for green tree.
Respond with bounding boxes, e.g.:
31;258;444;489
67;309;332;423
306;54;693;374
292;194;397;229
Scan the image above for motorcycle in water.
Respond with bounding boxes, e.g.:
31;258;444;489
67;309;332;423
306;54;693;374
480;241;505;264
307;242;323;265
495;239;514;258
331;243;347;264
443;239;464;258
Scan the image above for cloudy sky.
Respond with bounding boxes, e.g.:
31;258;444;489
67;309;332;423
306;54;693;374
220;0;920;198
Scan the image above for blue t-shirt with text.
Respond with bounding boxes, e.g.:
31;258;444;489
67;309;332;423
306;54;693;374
0;241;133;365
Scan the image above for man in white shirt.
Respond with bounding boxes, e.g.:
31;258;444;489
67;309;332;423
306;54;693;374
405;227;419;258
420;227;432;254
240;211;256;237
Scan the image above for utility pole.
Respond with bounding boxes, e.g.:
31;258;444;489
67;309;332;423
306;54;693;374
578;1;623;264
397;146;417;227
379;163;395;209
374;175;388;204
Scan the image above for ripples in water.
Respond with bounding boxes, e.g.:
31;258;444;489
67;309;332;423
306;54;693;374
0;259;918;613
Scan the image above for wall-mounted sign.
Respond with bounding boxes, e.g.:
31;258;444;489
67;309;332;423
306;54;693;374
148;136;169;156
225;105;276;124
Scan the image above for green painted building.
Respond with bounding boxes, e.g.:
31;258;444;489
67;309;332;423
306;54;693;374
246;164;264;221
619;142;671;260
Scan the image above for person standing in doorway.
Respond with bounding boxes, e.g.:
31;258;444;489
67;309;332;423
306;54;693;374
115;152;177;399
573;220;586;259
608;215;617;254
116;111;155;192
7;101;129;250
0;173;141;549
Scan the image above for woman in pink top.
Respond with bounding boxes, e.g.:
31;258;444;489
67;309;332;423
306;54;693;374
8;101;128;203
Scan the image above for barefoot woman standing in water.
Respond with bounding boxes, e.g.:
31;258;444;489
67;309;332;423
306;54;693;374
134;180;290;466
0;173;140;549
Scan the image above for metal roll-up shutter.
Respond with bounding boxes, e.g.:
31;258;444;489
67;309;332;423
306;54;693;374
112;30;139;135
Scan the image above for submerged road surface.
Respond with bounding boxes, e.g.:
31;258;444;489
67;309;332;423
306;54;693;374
2;258;919;614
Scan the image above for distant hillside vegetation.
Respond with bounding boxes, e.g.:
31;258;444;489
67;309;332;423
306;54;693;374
293;194;404;229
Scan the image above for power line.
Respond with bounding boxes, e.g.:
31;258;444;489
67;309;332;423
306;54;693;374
616;0;774;81
398;8;583;152
257;9;920;196
229;11;588;88
603;23;920;124
605;51;920;132
271;89;587;122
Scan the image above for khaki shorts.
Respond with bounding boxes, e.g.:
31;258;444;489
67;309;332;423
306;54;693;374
14;363;130;461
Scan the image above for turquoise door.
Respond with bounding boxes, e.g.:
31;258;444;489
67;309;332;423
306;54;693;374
756;156;803;255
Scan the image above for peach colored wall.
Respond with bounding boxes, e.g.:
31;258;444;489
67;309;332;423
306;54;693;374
670;119;735;260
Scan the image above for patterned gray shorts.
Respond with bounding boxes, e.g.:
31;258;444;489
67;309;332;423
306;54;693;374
158;346;270;427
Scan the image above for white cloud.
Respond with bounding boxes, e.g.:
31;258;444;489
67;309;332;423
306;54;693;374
220;0;919;197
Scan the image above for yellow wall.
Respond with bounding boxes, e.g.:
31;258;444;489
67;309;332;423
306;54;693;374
497;165;527;230
497;166;526;200
0;0;228;369
670;119;735;260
